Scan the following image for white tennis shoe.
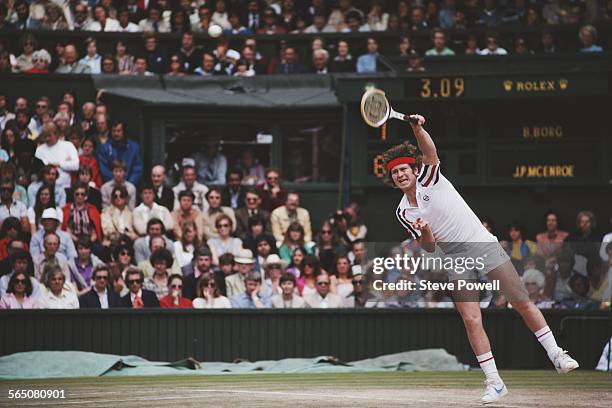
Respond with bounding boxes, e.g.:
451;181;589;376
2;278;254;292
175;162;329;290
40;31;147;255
552;349;579;374
481;379;508;404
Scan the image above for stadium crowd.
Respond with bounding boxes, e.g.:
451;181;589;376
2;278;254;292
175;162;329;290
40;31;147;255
0;90;610;310
0;0;609;76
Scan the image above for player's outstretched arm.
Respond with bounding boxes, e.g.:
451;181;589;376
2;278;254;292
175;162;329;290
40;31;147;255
409;115;439;166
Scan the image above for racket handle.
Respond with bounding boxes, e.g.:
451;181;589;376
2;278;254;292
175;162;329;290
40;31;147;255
390;110;420;125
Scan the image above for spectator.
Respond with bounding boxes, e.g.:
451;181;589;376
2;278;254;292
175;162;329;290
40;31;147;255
236;149;265;186
192;6;212;33
55;44;91;74
29;208;77;260
98;120;142;186
0;246;37;295
274;46;308;74
133;183;174;236
312;49;329;74
177;31;202;74
408;6;428;31
278;221;313;264
304;271;343;308
426;29;456;56
235;191;270;240
12;108;37;141
315;219;347;273
26;49;52;74
72;3;92;31
133;55;154;76
121;267;160;308
343;271;372;307
477;32;508;55
117;8;140;33
523;7;541;27
11;0;41;30
601;220;612;262
271;192;312;244
563;273;600;309
439;0;456;28
35;123;79;191
181;246;213;300
143;33;167;74
174;221;200;268
343;10;370;32
522;268;553;309
477;0;503;27
539;31;557;54
139;5;171;33
256;168;287;213
193;273;232;308
100;160;137;209
536;211;569;258
0;99;15;135
221;169;247;210
115;40;135;74
69;235;104;293
348;238;366;266
579;25;604;52
141;248;175;300
172;190;204;240
112;243;135;277
357;37;379;73
101;185;139;245
329;40;355;73
33;230;71;282
194;53;216;76
271;272;304;308
330;255;353;298
202;187;236;239
225;248;254;298
242;215;275;253
286;246;305;278
160;274;192;308
78;264;122;308
366;2;388;31
505;223;537;266
168;54;185;76
87;4;120;32
243;0;262;33
67;165;102;211
569;210;601;265
326;0;360;31
133;218;175;264
226;12;250;34
344;203;367;242
192;142;227;185
38;264;79;309
150;165;174;211
253;235;277;272
207;214;242;265
257;8;287;34
79;138;104;188
304;13;332;33
0;269;38;309
514;36;533;55
94;114;110;147
544;245;575;301
0;162;27;205
0;218;26;261
172;159;209;212
230;271;271;308
543;0;572;25
260;254;287;298
101;54;118;74
61;182;102;244
14;34;37;72
0;179;28;230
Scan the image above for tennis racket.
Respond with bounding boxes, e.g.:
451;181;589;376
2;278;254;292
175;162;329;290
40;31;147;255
360;88;419;128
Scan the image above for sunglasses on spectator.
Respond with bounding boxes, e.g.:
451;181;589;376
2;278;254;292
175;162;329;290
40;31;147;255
15;279;27;284
36;104;47;109
246;198;257;202
321;230;332;234
207;283;216;288
317;281;329;286
171;284;182;288
120;251;130;256
127;279;142;284
95;275;109;281
217;223;231;228
114;194;125;199
267;176;278;180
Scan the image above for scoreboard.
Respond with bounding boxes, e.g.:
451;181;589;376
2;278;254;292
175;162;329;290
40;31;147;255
337;72;610;187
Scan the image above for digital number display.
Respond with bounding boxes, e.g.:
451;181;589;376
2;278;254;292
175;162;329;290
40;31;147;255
406;78;465;99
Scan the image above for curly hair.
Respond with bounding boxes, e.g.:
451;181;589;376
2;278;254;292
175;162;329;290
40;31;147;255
381;142;421;187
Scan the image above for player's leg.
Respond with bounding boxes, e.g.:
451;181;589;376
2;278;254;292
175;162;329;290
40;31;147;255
454;298;507;404
488;261;579;373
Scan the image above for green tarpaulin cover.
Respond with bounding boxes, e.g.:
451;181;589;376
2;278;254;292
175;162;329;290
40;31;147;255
0;349;466;380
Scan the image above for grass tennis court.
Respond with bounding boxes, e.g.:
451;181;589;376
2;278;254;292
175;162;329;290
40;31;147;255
1;370;610;407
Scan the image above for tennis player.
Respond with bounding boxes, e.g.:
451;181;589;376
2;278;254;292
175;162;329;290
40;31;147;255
384;115;579;404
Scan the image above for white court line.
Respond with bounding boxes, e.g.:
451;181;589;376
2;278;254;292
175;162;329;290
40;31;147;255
3;387;533;408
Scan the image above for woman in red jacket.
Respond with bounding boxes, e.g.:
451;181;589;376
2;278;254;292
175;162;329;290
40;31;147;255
159;274;193;308
61;182;102;244
79;137;103;188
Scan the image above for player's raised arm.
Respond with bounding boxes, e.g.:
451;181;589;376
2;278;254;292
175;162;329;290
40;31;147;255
408;115;439;166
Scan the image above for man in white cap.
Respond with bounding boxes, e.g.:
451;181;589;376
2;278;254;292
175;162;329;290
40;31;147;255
225;248;254;298
30;208;77;260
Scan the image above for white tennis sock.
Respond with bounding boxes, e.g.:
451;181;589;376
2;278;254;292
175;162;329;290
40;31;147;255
477;351;502;383
535;325;561;360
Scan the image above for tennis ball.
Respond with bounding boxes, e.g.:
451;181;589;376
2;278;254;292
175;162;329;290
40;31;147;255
208;25;223;38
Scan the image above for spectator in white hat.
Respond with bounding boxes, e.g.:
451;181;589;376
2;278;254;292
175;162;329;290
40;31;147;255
261;254;288;297
225;248;254;298
29;208;77;261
